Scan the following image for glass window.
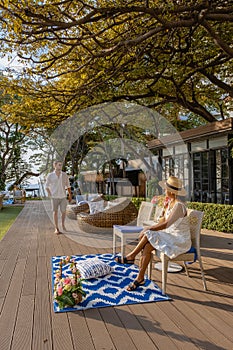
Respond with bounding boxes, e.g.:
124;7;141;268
192;151;209;203
214;148;229;204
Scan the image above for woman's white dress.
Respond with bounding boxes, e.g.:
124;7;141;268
145;202;191;259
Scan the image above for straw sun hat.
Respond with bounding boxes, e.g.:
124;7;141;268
158;176;187;196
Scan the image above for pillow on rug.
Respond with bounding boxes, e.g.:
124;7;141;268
76;258;113;279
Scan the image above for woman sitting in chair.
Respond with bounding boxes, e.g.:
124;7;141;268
115;176;191;291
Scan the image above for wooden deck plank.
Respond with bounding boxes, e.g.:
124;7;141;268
0;259;27;350
42;211;79;350
166;270;233;346
127;302;199;350
155;301;219;350
41;202;99;350
114;305;159;350
0;201;233;350
10;296;34;350
51;313;75;350
32;256;53;350
98;307;139;350
164;282;233;349
83;308;117;350
68;312;96;350
150;248;233;349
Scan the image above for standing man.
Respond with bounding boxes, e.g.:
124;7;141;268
46;160;72;234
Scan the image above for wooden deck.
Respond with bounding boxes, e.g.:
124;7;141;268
0;200;233;350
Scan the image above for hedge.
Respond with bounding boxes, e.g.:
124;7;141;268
187;202;233;233
131;197;233;233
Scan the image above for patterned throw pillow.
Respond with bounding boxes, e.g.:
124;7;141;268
76;258;113;279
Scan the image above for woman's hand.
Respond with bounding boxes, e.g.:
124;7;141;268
139;227;150;240
158;216;165;223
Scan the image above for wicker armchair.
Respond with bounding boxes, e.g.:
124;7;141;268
77;197;138;233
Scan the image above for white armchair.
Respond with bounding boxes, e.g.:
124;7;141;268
148;209;207;295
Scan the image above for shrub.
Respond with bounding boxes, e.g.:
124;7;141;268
130;198;233;233
131;197;146;210
187;202;233;233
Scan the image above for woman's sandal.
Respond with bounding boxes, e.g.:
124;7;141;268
115;256;135;264
127;279;145;291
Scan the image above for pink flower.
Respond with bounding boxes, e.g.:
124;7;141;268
64;277;71;285
163;196;170;207
151;196;158;205
57;286;63;296
71;278;77;286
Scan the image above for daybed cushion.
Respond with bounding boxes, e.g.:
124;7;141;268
76;258;113;279
88;200;105;214
76;194;87;204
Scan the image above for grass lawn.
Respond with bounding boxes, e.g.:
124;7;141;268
0;206;23;241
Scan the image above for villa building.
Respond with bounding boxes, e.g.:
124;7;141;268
148;118;233;205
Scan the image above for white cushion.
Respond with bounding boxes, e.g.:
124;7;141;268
76;194;87;204
104;200;119;210
88;200;104;214
76;258;113;279
87;193;99;201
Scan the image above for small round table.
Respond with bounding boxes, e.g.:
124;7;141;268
154;262;183;273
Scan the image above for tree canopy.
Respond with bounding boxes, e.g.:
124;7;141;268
0;0;232;128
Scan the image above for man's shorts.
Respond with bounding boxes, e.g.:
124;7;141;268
51;197;68;213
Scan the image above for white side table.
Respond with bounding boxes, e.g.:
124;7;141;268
113;225;143;260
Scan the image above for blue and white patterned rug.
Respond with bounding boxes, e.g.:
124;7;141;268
51;253;170;313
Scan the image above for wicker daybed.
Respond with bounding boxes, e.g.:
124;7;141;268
77;197;138;233
66;194;108;220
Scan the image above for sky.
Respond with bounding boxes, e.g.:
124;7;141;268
0;54;26;72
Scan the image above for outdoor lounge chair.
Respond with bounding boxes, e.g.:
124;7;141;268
77;197;138;233
148;209;207;294
66;194;107;220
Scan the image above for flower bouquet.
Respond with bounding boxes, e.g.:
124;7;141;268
151;195;170;222
53;256;86;310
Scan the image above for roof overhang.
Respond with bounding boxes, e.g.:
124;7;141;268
147;118;233;150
